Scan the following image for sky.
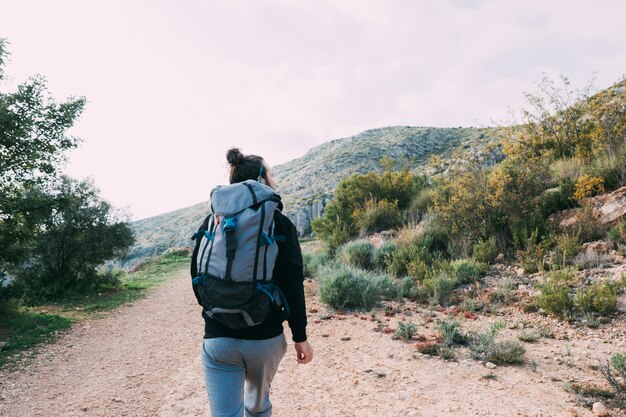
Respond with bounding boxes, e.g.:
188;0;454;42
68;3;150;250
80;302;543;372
1;0;625;220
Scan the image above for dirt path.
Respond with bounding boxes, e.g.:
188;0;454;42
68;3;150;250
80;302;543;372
0;267;623;417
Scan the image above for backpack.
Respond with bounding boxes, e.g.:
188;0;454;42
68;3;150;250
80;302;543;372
191;179;289;329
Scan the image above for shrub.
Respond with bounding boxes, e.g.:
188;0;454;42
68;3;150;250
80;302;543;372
429;274;457;306
517;331;540;343
395;321;418;341
536;269;575;318
303;252;332;278
490;278;516;305
574;281;618;316
600;352;626;407
386;242;431;278
467;321;504;360
608;221;626;243
340;240;375;270
473;237;498;264
371;242;396;271
574;205;605;243
318;265;398;311
353;198;403;235
399;276;424;301
437;317;465;347
572;250;612;270
573;175;605;201
485;340;526;365
449;258;485;285
552;233;581;268
517;230;546;273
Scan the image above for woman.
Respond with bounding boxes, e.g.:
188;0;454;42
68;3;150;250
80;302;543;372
191;147;313;417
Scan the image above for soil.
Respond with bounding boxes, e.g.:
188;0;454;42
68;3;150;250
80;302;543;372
1;266;624;417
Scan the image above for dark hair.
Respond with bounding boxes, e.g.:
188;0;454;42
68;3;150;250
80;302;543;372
226;147;266;184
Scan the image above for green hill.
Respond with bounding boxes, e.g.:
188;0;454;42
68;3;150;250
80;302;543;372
124;125;498;267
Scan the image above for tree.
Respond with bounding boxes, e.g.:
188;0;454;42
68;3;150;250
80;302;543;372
0;38;86;266
13;177;135;300
312;159;424;249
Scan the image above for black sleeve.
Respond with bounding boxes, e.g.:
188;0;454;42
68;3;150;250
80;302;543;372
273;212;308;343
190;215;211;306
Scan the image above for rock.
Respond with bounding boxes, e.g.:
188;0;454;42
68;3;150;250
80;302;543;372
592;402;608;416
559;186;626;230
582;240;615;255
0;342;6;351
485;362;497;369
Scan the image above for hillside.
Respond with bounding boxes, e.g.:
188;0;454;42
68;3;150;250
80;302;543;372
124;125;498;267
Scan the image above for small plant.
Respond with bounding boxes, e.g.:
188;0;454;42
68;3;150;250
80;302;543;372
437;317;465;347
468;321;525;364
461;298;484;312
608;221;626;243
552;233;581;268
574;205;605;243
485;340;526;365
535;269;575;319
574;280;618;317
490;278;516;305
395;321;418;341
603;353;626;406
415;342;442;356
449;258;485;285
340;240;375;270
437;347;456;360
473;237;498;264
517;331;540;343
572;250;612;270
429;274;457;307
517;230;546;273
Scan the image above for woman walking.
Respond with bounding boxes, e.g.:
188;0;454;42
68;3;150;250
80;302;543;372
191;147;313;417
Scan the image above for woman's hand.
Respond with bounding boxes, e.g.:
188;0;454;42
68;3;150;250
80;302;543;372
294;341;313;364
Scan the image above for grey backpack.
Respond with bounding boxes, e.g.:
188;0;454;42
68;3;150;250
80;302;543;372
191;180;288;329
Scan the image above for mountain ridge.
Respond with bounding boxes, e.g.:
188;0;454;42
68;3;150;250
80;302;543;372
124;125;498;267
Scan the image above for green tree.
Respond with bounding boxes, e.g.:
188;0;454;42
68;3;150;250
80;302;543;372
312;159;424;249
0;38;86;266
13;177;135;300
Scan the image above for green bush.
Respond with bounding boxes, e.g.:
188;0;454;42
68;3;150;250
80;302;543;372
467;321;525;364
395;321;418;341
398;276;423;300
371;242;396;271
536;269;575;318
353;198;403;235
303;252;331;278
552;233;581;268
386;242;432;278
473;237;498;264
340;240;375;270
318;265;398;311
437;317;465;347
608;221;626;243
574;281;618;316
517;230;546;274
449;258;485;285
429;274;457;306
603;352;626;406
485;340;526;365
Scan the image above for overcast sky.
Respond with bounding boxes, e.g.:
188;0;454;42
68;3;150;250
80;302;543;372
1;0;625;219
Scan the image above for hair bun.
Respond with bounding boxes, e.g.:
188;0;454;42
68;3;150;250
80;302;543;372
226;147;245;166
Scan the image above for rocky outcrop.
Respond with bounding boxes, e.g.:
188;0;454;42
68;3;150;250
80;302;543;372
559;186;626;229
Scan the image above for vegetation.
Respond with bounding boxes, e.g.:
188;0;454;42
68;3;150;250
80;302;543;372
395;321;418;341
0;41;135;310
0;250;190;367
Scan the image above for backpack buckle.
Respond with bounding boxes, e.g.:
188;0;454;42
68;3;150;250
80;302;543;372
223;217;237;232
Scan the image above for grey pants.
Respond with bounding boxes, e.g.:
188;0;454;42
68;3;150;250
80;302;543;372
201;334;287;417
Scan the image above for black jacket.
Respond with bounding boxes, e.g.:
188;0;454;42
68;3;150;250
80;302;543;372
190;209;308;342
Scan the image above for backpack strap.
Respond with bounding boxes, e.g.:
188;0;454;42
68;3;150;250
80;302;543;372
223;216;237;281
